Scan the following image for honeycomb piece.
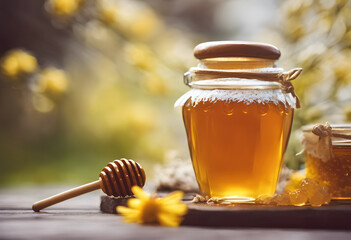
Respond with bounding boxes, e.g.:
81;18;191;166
308;185;331;206
254;177;331;207
300;178;319;198
255;194;273;205
272;192;291;206
320;185;332;204
289;190;307;206
300;178;331;206
309;190;326;206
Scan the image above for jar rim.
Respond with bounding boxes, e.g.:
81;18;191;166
302;124;351;132
184;67;284;90
189;79;281;90
302;124;351;145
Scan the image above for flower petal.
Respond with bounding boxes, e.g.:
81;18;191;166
157;212;182;227
117;206;140;223
123;213;140;223
128;198;142;209
117;206;135;214
132;186;150;200
159;191;184;204
160;202;187;216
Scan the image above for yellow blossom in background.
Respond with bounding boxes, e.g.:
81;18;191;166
143;72;168;95
129;9;160;39
46;0;82;17
97;0;119;25
117;186;187;227
344;105;351;121
1;49;37;78
127;102;156;133
332;51;351;85
32;93;55;113
36;68;68;95
99;7;117;25
124;43;155;70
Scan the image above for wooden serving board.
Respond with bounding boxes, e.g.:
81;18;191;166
100;196;351;230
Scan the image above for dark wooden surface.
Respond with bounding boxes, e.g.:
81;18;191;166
101;196;351;229
1;186;350;240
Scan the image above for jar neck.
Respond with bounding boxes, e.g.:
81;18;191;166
198;57;276;70
187;56;280;89
184;57;302;109
184;66;284;90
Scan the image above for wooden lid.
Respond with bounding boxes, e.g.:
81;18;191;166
194;41;281;60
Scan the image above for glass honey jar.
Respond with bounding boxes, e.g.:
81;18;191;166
175;41;302;201
302;123;351;199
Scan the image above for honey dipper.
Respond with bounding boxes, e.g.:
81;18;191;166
32;158;146;212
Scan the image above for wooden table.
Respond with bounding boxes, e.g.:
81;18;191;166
0;186;350;240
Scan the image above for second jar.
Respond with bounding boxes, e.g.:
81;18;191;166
176;41;301;201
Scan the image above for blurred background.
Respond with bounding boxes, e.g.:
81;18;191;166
0;0;350;187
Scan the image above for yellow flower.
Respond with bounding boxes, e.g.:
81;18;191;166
126;102;156;133
1;50;37;78
344;105;351;122
36;68;68;94
117;186;187;227
129;9;160;39
47;0;82;17
97;0;119;25
124;43;155;70
143;72;168;95
99;7;117;25
32;93;55;113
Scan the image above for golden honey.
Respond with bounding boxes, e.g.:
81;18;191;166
182;97;293;200
306;143;351;199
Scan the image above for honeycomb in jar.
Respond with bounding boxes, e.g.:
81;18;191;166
305;144;351;199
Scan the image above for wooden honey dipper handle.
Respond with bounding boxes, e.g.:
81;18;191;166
32;180;100;212
32;159;146;212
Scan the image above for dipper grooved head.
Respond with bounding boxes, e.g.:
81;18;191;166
99;158;146;197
